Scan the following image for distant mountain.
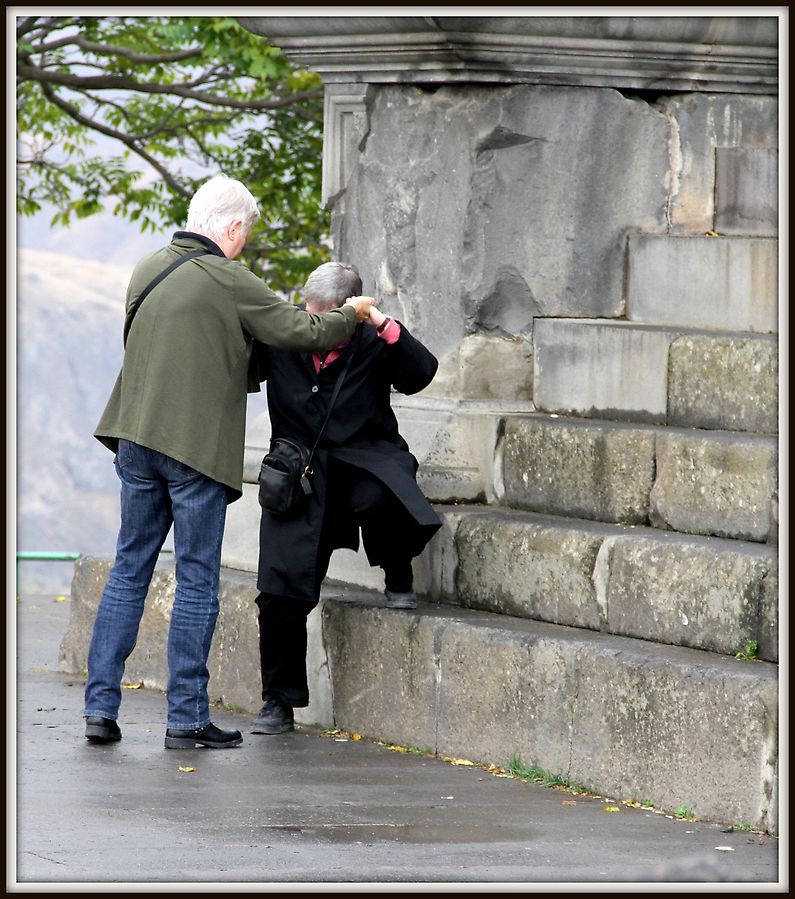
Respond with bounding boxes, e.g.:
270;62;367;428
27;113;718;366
15;248;141;593
17;207;167;268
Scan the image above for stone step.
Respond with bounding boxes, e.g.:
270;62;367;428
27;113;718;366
627;234;777;333
500;414;778;543
61;556;779;833
715;147;778;236
420;505;778;661
533;318;778;434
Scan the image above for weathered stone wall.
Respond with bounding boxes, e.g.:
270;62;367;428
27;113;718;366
329;86;776;400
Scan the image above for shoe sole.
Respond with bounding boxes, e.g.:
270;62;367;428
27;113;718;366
164;735;243;749
85;726;121;743
386;600;417;610
250;721;295;735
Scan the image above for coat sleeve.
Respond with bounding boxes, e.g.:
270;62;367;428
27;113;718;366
233;265;357;352
384;322;439;395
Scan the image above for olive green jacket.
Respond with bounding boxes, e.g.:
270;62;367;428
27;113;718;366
95;234;358;500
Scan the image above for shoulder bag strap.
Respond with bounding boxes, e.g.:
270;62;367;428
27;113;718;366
123;249;209;347
304;326;360;473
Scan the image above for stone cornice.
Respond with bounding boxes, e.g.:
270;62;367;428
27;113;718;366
238;15;778;94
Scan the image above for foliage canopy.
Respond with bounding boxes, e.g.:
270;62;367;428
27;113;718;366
16;15;330;297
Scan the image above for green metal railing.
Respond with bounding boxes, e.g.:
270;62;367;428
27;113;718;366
16;551;80;596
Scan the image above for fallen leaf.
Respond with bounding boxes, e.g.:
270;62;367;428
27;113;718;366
705;230;719;237
603;806;620;813
178;766;196;773
715;846;735;852
54;596;68;603
562;800;577;807
389;745;408;753
449;758;475;766
623;800;641;809
351;733;362;741
122;682;143;690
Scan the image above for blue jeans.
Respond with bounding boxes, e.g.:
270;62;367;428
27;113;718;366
84;440;228;729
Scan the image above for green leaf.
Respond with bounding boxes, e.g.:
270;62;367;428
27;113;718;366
16;14;327;295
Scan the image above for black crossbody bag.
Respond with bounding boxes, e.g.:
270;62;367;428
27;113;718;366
258;334;357;517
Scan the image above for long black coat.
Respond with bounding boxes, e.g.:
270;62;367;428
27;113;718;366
253;320;442;600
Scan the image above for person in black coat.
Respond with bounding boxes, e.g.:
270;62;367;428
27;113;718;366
251;261;442;734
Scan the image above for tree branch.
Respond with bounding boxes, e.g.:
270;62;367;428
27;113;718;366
39;80;190;198
33;33;205;65
16;16;47;39
17;62;322;110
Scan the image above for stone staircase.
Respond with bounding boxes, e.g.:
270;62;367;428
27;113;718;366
61;233;779;835
389;228;779;833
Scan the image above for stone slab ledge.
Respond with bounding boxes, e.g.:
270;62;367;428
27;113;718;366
62;556;777;832
424;504;778;660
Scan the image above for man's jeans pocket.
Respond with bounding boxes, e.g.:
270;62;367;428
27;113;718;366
115;438;133;470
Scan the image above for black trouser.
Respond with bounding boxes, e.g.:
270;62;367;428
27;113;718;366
256;460;417;707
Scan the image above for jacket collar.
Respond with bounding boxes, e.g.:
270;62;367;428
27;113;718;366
172;230;226;258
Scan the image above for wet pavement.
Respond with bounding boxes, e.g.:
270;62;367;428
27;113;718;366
12;594;783;889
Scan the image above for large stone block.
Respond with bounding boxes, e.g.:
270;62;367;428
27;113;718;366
533;318;678;423
667;333;779;434
353;603;778;832
715;147;778;236
501;416;656;524
333;83;669;368
627;234;778;333
392;397;504;504
759;564;780;663
603;535;778;661
323;599;440;752
430;505;778;660
566;638;777;831
660;94;778;233
533;319;780;434
436;332;534;403
453;509;604;629
650;431;778;542
435;618;574;777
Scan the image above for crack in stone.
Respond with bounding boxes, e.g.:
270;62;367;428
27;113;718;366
475;125;548;154
432;622;444;756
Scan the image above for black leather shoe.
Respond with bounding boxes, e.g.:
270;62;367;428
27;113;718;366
251;697;294;735
385;589;418;610
164;722;243;749
85;716;122;743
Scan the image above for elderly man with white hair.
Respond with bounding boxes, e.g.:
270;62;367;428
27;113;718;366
84;175;374;750
250;261;441;736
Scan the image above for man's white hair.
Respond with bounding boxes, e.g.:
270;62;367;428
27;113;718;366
304;262;363;312
185;174;260;242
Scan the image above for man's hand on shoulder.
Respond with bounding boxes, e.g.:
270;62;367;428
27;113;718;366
345;296;375;322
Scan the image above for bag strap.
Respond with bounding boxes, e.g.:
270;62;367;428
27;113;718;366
304;328;360;474
123;249;209;347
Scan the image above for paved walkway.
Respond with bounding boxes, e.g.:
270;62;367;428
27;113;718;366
12;594;782;890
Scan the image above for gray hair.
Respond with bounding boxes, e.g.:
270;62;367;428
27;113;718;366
185;174;260;242
303;262;363;312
